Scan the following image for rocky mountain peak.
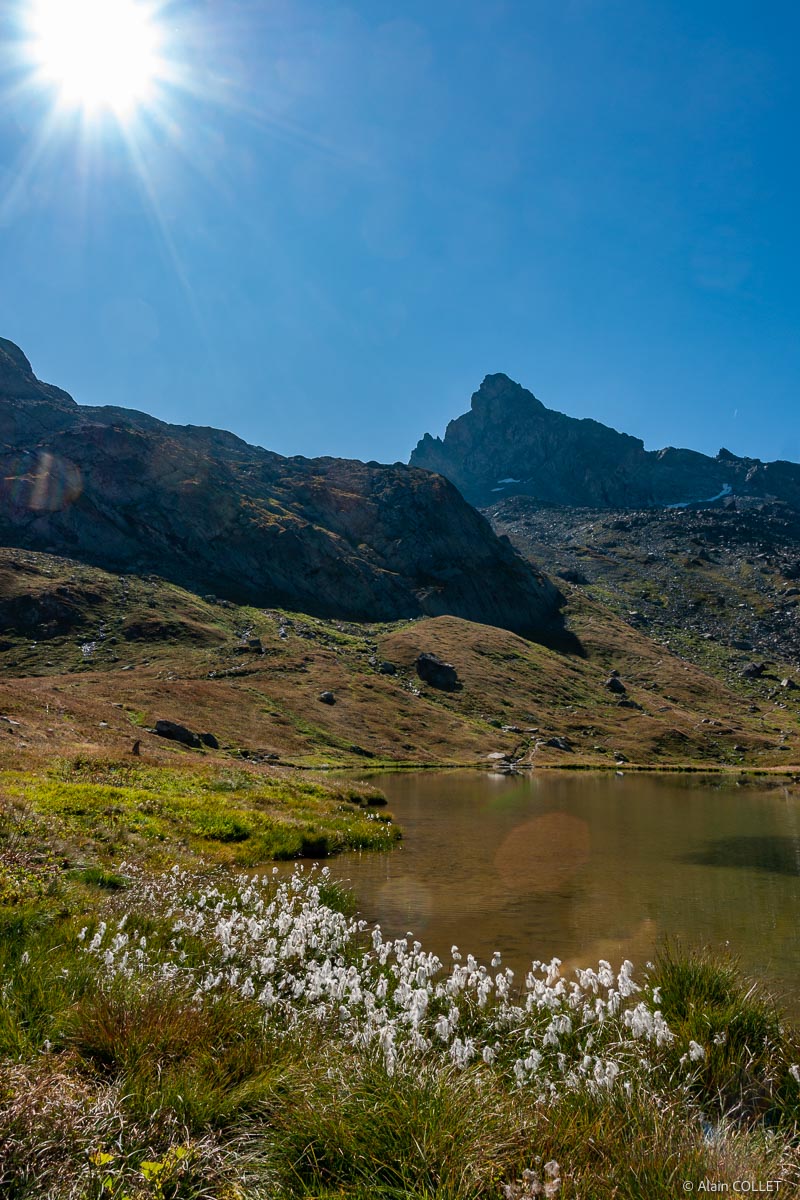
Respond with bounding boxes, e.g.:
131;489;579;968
411;376;800;512
0;337;34;375
470;373;546;418
0;337;75;406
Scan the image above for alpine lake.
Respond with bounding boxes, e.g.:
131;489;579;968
304;770;800;1014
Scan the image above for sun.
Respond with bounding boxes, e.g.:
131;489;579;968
28;0;163;118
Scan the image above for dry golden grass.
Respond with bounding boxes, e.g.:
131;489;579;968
0;547;798;774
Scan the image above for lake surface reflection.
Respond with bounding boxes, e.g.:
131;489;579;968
319;771;800;1011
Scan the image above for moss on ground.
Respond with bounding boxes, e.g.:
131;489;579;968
0;760;398;873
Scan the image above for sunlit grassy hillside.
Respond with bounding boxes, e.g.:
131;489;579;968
2;547;800;772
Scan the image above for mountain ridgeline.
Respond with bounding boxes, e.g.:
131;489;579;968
0;339;561;635
411;373;800;511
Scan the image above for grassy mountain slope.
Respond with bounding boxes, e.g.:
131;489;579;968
1;547;798;773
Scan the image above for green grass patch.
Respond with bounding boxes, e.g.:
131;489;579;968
0;760;399;871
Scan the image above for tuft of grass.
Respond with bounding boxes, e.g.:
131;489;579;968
70;865;129;889
191;814;253;843
0;912;97;1059
0;1060;235;1200
537;1079;792;1200
649;943;800;1125
266;1053;529;1200
68;981;292;1132
316;876;358;916
204;769;256;793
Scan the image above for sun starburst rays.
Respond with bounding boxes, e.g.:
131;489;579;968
27;0;164;119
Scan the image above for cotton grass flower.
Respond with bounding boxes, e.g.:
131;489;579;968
77;862;690;1107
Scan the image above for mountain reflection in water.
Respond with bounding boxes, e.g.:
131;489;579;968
682;835;800;876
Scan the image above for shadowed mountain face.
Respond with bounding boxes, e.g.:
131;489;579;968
411;373;800;510
0;340;561;634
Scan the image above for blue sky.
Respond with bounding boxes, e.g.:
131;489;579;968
1;0;798;466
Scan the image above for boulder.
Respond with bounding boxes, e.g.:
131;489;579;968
604;675;627;694
741;662;765;679
199;732;220;748
557;568;588;585
543;736;572;751
415;653;459;691
318;691;336;705
154;720;201;747
378;661;397;675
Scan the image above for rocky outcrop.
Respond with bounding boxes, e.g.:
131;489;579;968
0;340;562;637
410;373;800;511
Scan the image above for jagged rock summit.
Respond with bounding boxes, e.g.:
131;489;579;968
0;337;74;406
411;373;800;511
0;339;561;635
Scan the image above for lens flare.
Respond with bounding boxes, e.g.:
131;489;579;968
2;452;83;514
